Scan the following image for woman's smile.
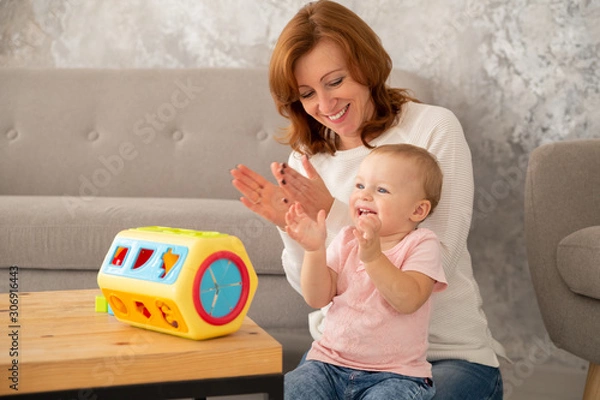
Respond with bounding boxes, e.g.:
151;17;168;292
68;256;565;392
326;104;350;122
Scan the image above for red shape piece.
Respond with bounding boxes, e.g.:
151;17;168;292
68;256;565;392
135;301;151;319
133;248;154;269
111;247;128;266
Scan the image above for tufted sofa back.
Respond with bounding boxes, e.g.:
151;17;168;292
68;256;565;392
0;68;290;199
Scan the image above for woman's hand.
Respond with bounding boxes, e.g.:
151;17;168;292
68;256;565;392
231;155;334;229
271;155;334;222
231;164;290;229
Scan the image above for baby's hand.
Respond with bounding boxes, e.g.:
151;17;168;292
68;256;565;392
353;213;382;263
285;202;327;252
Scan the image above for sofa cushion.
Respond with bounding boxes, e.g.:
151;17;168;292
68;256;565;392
557;226;600;300
0;195;284;276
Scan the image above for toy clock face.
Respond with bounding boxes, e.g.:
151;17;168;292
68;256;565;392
192;251;250;325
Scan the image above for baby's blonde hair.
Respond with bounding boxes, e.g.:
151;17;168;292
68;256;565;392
369;144;443;214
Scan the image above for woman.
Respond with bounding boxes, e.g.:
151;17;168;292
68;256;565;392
231;1;506;399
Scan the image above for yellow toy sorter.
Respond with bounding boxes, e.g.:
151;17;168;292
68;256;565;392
97;226;258;340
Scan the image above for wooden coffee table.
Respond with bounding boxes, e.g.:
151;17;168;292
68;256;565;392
0;289;282;399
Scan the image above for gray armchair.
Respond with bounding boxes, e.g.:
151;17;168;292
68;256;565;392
525;138;600;399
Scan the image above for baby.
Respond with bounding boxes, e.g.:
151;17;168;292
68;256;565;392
284;143;447;400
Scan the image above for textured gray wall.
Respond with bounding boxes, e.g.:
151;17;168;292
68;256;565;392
2;0;599;382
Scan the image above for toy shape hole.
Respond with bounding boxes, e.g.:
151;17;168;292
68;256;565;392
109;295;127;314
159;248;180;278
133;248;154;269
135;301;151;319
157;301;179;329
111;246;129;266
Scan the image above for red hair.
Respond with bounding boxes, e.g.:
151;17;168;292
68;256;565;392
269;0;418;156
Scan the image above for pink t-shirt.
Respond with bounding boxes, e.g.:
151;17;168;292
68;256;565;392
307;227;447;378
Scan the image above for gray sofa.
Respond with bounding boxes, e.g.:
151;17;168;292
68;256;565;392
0;68;431;372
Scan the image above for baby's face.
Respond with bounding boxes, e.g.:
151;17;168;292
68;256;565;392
349;153;426;237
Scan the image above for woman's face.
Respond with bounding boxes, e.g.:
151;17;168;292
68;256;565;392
294;39;374;150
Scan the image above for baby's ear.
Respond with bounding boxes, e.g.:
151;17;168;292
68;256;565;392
410;200;432;223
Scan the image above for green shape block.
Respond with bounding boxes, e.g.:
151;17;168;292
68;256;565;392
95;295;108;313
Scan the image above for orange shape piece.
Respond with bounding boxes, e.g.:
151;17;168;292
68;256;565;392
160;248;179;278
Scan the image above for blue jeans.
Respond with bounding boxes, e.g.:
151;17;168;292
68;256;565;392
430;359;503;400
294;354;503;399
285;360;435;400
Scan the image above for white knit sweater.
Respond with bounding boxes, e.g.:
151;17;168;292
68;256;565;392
278;101;506;367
